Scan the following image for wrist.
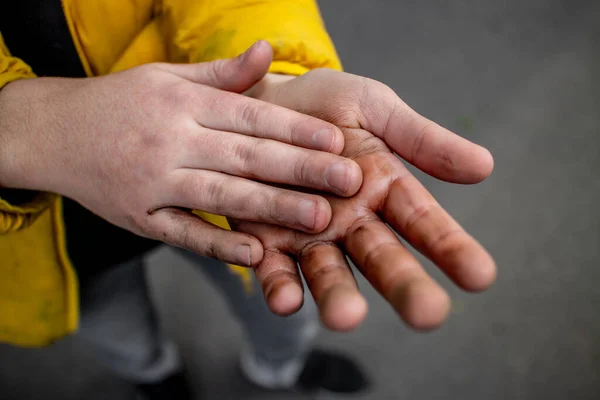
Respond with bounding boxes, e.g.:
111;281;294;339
0;78;67;192
0;79;29;189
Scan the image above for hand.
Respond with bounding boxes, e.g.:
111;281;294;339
0;43;362;267
236;69;496;331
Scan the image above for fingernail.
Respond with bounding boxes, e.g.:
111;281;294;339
240;41;263;62
297;200;317;230
325;162;350;194
239;43;255;62
234;244;251;267
312;129;334;151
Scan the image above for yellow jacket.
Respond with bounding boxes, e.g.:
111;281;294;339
0;0;341;347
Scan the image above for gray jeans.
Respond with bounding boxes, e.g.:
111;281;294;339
77;248;318;383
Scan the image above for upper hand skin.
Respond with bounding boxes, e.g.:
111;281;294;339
0;42;362;267
237;69;496;331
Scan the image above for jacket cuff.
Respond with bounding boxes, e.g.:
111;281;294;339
0;192;57;233
0;36;36;88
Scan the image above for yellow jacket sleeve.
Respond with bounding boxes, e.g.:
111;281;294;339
0;34;35;86
0;33;56;234
156;0;343;75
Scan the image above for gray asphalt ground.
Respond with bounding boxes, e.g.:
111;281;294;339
1;1;599;399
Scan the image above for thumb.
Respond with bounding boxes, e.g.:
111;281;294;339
161;40;273;93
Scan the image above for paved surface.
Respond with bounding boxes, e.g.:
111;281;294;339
1;1;599;399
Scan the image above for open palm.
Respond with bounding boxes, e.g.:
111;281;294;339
236;69;496;331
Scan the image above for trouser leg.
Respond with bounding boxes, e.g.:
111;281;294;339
77;257;182;383
173;249;319;387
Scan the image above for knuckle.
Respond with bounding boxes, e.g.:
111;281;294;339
308;261;345;285
202;91;225;115
292;153;314;185
202;177;240;216
208;60;227;84
404;202;436;233
161;81;193;108
411;122;436;163
137;123;173;154
286;117;303;144
231;138;262;178
175;174;209;205
429;228;464;254
202;239;219;259
254;189;283;223
238;101;262;132
208;186;229;215
349;135;387;158
362;241;394;273
178;217;196;249
354;77;399;126
271;191;297;225
134;63;162;81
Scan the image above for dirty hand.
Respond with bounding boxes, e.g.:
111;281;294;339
236;69;496;331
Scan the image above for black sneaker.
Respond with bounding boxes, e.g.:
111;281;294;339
295;349;370;393
240;348;371;394
135;370;194;400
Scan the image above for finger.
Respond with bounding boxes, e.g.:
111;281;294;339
254;249;305;316
299;243;368;331
184;128;362;197
194;86;345;154
384;107;494;183
344;219;451;331
167;169;333;233
383;172;497;292
158;40;273;93
230;220;305;315
145;208;263;267
352;76;494;183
